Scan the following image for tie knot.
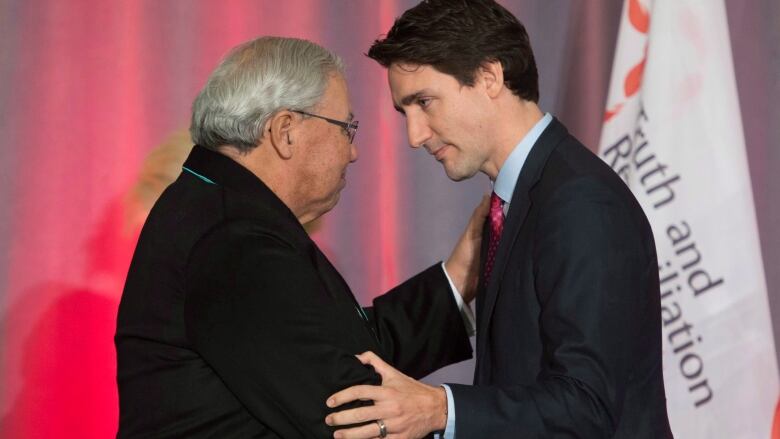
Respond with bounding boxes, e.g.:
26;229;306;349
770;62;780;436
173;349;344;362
490;192;503;211
489;192;504;233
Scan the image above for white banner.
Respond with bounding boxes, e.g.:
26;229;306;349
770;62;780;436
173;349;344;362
598;0;779;437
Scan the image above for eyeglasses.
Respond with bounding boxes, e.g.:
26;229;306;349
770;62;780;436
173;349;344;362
292;110;359;144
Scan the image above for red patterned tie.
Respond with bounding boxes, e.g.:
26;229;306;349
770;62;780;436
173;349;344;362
483;192;505;287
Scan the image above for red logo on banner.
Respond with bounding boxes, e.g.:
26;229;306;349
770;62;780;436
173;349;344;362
604;0;650;122
629;0;650;32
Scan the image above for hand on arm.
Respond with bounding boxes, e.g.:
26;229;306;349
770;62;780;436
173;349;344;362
444;195;490;303
325;352;447;439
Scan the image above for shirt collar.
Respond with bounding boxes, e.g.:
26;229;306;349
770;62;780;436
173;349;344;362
493;112;553;204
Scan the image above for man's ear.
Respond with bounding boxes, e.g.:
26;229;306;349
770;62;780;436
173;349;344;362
478;60;505;99
267;111;295;159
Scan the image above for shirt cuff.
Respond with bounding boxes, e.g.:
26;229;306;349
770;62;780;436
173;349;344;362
441;384;457;439
440;262;476;336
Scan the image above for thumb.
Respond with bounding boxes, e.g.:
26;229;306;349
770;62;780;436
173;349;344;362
467;194;491;236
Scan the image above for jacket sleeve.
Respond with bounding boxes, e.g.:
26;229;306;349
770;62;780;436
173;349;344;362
184;224;380;439
367;264;474;379
449;176;658;438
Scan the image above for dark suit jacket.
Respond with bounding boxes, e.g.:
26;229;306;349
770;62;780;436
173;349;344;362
448;119;673;438
115;146;472;438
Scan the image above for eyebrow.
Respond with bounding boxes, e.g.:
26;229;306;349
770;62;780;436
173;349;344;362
393;91;427;114
347;112;354;122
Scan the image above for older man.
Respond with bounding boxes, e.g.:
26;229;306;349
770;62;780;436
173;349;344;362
115;37;483;438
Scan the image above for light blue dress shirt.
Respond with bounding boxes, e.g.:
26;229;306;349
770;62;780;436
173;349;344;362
438;113;553;439
493;112;553;212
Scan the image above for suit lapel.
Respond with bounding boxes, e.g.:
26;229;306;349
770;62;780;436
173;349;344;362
310;246;381;345
311;246;361;312
476;118;570;361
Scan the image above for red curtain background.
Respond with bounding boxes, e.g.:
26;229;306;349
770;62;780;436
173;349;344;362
0;1;777;437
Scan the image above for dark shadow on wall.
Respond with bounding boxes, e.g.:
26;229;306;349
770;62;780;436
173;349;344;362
0;131;193;438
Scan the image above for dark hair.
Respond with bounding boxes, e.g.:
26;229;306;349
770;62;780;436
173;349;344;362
367;0;539;103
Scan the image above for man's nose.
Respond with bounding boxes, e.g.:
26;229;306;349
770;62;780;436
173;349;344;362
406;114;432;149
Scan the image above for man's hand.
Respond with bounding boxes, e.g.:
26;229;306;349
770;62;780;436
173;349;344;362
445;195;490;303
325;351;447;439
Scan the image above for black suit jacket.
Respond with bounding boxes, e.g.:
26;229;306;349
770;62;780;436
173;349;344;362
115;146;472;438
448;119;673;438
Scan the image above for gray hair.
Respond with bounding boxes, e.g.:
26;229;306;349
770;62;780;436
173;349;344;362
190;36;344;152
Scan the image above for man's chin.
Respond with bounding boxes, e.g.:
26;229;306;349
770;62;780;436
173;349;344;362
443;163;476;182
325;191;342;211
305;191;342;223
